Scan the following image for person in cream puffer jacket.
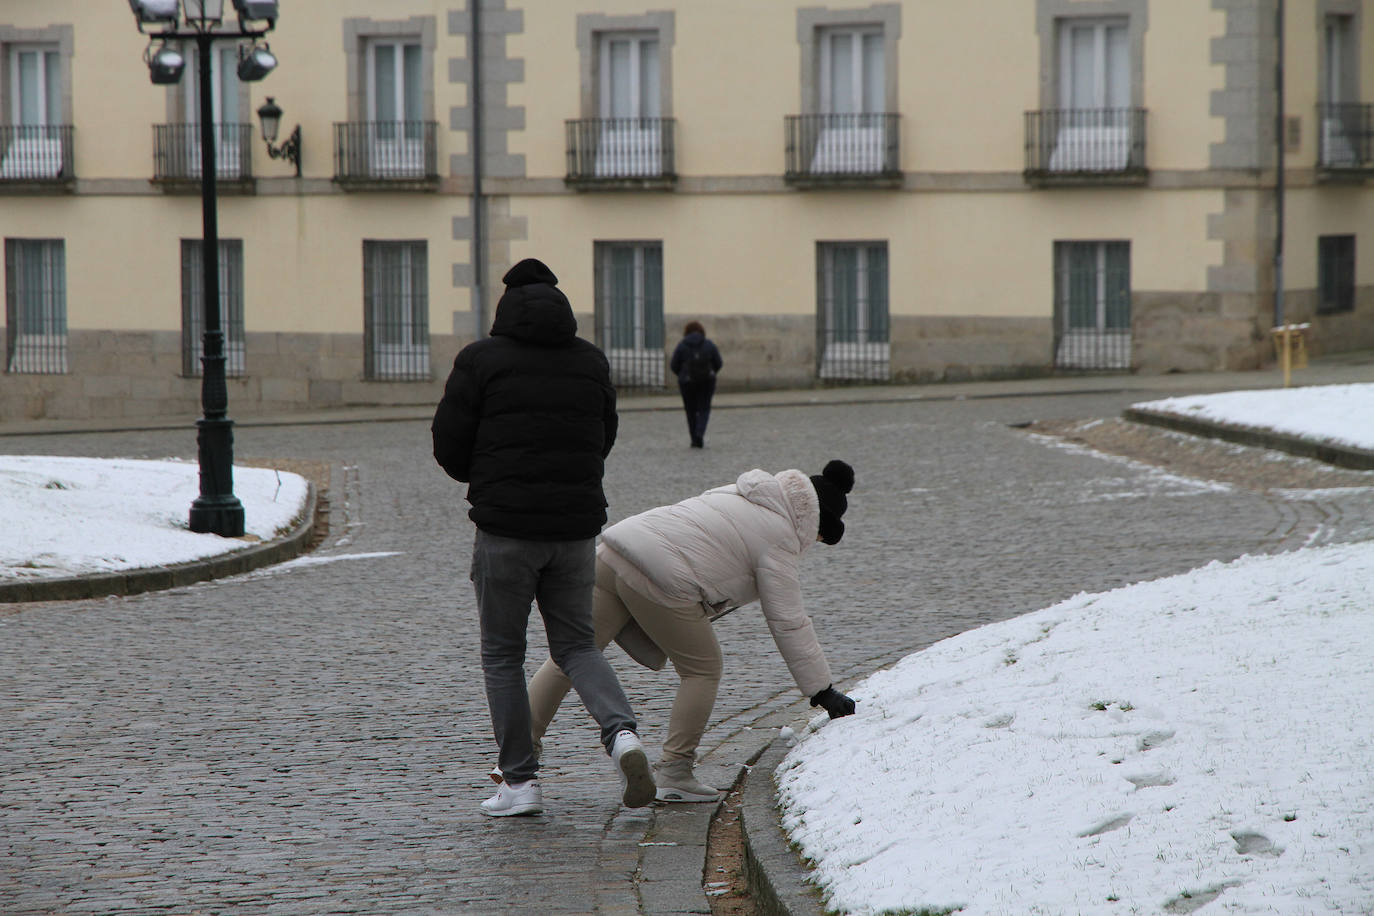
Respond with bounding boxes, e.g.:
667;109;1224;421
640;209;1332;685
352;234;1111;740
524;460;858;802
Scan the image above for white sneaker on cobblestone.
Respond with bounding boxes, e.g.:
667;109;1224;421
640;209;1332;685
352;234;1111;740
480;778;543;817
610;730;655;808
653;758;720;803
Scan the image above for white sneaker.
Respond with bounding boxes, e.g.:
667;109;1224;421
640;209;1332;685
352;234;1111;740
480;778;543;817
610;730;655;808
654;758;721;803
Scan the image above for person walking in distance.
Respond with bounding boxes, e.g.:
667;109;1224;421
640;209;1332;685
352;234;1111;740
432;257;655;817
669;321;723;448
517;460;858;803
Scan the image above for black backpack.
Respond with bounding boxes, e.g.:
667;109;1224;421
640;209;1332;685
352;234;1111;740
686;344;713;383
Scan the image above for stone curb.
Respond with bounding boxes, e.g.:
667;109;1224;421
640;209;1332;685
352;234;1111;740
1122;408;1374;470
0;483;316;604
740;738;825;916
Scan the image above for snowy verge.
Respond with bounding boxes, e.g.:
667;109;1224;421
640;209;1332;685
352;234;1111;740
2;456;309;580
1131;383;1374;453
777;543;1374;916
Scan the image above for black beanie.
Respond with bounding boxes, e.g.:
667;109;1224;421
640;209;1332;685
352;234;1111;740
810;459;854;545
502;257;558;288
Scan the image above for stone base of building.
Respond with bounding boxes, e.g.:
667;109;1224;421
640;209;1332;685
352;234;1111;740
2;289;1369;422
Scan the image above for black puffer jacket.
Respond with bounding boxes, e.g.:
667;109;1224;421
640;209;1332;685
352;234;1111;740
432;259;618;540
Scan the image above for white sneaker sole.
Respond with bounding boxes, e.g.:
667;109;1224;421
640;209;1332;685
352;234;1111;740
617;746;655;808
480;801;543;817
655;785;720;804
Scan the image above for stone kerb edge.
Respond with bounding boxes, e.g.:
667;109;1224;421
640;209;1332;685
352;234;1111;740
0;483;317;604
1122;408;1374;471
740;738;826;916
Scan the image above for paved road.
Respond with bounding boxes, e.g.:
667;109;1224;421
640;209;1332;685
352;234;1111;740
3;381;1373;914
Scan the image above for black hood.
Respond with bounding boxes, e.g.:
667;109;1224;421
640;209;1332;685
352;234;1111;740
490;258;578;346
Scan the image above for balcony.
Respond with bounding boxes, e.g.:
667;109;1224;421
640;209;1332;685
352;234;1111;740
1024;108;1147;186
565;118;676;190
1316;104;1374;179
0;125;75;192
784;113;900;188
334;121;439;190
152;123;254;192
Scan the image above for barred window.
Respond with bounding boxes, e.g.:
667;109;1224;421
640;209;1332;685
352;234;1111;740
181;239;246;377
4;238;67;374
1053;240;1131;370
363;240;430;380
817;241;890;381
1317;235;1355;315
594;241;664;389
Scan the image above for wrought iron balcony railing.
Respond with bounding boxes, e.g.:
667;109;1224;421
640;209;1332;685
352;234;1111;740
566;118;676;188
785;113;900;185
153;123;254;183
1025;108;1146;183
334;121;439;188
1317;103;1374;172
0;124;75;185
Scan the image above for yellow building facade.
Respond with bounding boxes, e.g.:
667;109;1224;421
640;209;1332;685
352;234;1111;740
1;0;1370;420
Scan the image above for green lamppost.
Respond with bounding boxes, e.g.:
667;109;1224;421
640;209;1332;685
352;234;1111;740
129;0;280;536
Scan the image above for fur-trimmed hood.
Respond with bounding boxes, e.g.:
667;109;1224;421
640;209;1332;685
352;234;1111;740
737;468;819;554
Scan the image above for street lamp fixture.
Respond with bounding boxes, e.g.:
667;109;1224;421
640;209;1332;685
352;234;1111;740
129;0;280;537
231;0;279;24
236;42;277;82
255;96;301;177
145;42;185;84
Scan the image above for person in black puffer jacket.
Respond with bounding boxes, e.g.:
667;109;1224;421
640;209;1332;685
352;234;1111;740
432;257;654;817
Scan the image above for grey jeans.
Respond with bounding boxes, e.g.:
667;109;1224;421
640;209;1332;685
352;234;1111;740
470;529;638;784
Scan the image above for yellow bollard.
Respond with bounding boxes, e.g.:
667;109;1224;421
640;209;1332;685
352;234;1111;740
1270;323;1309;388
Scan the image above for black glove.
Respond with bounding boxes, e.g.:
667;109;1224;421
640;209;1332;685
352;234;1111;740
809;685;856;719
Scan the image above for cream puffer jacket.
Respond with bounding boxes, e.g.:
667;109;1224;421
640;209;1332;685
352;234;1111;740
599;468;833;698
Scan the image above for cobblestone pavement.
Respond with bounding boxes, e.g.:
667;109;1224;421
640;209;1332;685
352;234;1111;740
4;384;1374;915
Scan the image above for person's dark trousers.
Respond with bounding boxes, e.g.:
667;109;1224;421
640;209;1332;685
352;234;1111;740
470;529;639;785
678;377;716;447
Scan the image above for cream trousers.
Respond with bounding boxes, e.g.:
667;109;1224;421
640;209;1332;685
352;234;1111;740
527;555;722;764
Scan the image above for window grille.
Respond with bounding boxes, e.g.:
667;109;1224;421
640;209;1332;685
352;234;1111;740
363;241;430;380
816;242;890;381
4;238;67;374
181;239;246;377
1053;241;1131;370
1318;235;1356;315
594;241;665;390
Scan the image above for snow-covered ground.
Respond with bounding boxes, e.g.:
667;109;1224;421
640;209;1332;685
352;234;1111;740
779;383;1374;916
0;456;309;580
1132;383;1374;454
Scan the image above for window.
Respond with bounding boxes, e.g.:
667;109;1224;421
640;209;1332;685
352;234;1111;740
363;241;429;380
594;241;664;388
817;242;890;381
366;39;424;176
2;45;63;179
1052;19;1131;171
810;27;886;173
4;239;67;374
181;239;245;377
338;18;437;184
1321;15;1361;166
593;32;662;177
1053;241;1131;370
1318;235;1356;315
180;43;245;178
